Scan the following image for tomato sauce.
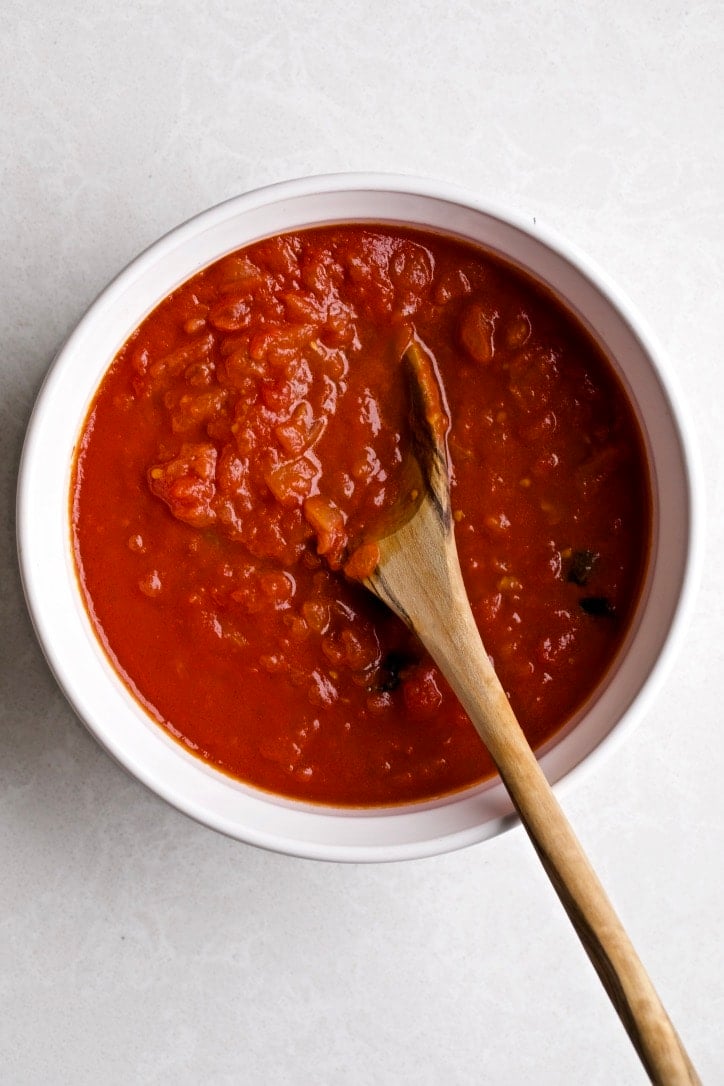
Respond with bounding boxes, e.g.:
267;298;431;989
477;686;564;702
71;226;651;806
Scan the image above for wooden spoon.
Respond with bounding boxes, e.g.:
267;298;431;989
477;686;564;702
348;340;700;1086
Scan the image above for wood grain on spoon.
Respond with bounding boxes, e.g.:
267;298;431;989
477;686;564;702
348;339;700;1086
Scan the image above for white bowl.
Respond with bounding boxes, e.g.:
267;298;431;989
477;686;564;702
16;174;701;862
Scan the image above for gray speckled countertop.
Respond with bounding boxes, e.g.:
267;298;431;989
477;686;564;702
2;3;722;1082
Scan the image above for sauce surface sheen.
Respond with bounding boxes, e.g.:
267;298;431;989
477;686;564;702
72;225;650;806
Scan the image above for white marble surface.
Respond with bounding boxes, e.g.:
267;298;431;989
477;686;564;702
2;2;722;1082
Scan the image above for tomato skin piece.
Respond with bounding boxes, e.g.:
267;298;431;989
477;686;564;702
402;664;444;718
344;542;381;582
71;225;651;807
303;496;346;567
148;443;218;527
459;301;497;364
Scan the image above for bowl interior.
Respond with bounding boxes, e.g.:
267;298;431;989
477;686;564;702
17;176;697;861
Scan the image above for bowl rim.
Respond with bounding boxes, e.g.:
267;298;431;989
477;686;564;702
16;172;704;861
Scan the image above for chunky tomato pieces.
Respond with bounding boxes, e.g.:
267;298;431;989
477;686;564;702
71;227;650;805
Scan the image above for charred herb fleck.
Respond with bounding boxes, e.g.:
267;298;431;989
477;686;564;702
378;651;417;692
567;549;599;586
580;596;615;617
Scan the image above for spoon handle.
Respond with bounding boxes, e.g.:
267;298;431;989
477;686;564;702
368;496;700;1085
459;666;700;1086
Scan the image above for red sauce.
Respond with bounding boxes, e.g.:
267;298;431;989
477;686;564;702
71;226;650;806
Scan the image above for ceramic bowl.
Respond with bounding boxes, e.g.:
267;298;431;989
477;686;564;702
17;174;701;861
